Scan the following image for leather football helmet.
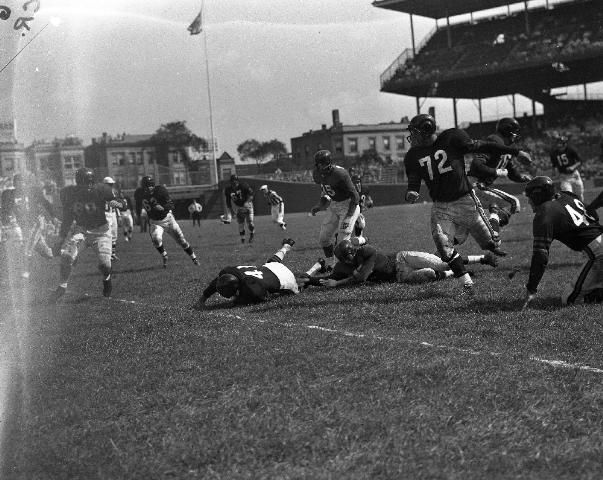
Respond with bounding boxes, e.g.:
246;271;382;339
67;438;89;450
334;239;356;264
407;114;436;143
496;117;521;143
140;175;155;191
555;135;568;148
216;273;240;298
525;176;555;206
314;150;333;174
75;167;95;187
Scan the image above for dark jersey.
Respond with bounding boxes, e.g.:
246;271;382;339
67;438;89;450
550;145;581;174
405;128;520;202
468;133;525;185
136;185;174;221
313;165;359;214
331;245;397;283
527;192;602;292
225;182;253;208
203;264;283;304
59;184;117;236
1;186;54;227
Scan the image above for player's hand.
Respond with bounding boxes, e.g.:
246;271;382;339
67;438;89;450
520;174;532;183
474;182;487;190
319;278;338;288
517;150;532;165
521;290;536;311
310;205;321;216
405;191;420;203
51;241;63;257
108;200;121;209
152;204;165;212
496;168;508;177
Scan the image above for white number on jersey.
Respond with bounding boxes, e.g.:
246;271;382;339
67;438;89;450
565;198;595;227
418;150;452;180
237;266;264;279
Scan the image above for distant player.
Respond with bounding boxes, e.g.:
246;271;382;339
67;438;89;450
522;176;602;308
134;175;199;268
0;173;56;279
259;184;287;230
224;175;255;243
403;113;532;292
195;238;324;307
188;199;203;228
310;149;360;270
468;117;532;235
49;168;123;302
550;135;584;201
300;238;498;288
118;192;134;242
351;174;373;243
103;177;120;260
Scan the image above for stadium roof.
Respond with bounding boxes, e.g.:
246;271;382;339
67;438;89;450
373;0;522;19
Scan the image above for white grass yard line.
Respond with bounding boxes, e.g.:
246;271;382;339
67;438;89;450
87;294;603;376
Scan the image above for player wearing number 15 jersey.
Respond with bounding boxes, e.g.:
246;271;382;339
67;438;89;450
403;113;532;292
49;167;123;303
524;177;603;306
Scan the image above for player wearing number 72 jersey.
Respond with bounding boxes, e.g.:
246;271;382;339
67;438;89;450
404;114;532;292
524;176;603;306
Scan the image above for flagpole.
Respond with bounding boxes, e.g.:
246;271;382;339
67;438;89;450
200;0;220;186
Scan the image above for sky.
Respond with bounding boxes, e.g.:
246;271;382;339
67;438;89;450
0;0;596;158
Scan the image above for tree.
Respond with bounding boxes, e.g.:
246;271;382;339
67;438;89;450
151;121;208;166
236;138;287;171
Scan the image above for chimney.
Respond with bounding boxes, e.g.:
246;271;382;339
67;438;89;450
332;109;340;127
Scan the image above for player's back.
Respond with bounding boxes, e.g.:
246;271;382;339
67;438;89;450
534;192;602;251
219;264;281;303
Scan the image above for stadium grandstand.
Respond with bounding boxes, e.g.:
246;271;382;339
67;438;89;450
374;0;603;179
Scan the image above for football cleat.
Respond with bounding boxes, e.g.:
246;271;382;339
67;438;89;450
162;254;168;268
480;252;498;268
280;223;287;231
249;233;254;244
49;286;66;304
111;253;119;262
192;257;200;266
462;282;475;295
240;238;245;244
103;278;112;298
490;246;508;257
282;238;295;247
318;258;327;274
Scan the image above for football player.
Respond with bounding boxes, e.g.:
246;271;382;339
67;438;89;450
50;168;123;302
351;174;373;244
134;175;199;268
468;117;532;235
195;238;325;307
404;113;532;292
523;176;603;308
224;175;255;243
550;134;584;201
300;238;498;288
118;192;134;242
310;149;360;270
259;184;287;230
0;173;57;279
103;177;120;260
586;189;603;218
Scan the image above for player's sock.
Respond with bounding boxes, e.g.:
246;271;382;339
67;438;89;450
156;245;166;255
305;259;325;276
240;231;245;243
489;215;501;234
459;273;473;287
465;255;481;265
435;270;453;280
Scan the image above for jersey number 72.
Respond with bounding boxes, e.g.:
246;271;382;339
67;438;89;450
418;150;452;180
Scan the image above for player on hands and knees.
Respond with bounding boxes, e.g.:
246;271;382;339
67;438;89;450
403;113;532;293
522;176;603;308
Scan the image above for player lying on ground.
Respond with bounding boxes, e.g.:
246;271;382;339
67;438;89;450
194;239;325;308
299;239;498;288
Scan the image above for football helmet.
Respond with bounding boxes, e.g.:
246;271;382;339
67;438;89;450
259;184;268;192
75;167;95;187
351;174;361;184
525;176;555;206
230;174;239;185
334;239;356;264
314;150;333;174
140;175;155;191
555;135;568;148
496;117;521;143
216;273;240;298
407;114;436;144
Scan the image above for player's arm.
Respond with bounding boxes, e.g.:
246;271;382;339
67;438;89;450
342;174;360;217
507;161;531;183
134;189;143;217
469;153;498;180
586;190;603;217
310;194;331;215
404;152;422;203
224;188;234;214
525;218;553;298
454;130;530;164
200;277;219;303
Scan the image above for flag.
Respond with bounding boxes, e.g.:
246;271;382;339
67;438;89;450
187;11;202;35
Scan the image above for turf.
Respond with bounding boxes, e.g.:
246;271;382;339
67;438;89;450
0;196;602;479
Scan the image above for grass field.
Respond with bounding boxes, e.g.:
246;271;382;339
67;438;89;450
1;192;602;479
